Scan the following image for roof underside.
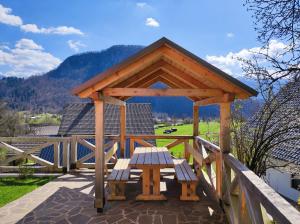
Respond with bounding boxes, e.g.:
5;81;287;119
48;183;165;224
72;37;257;100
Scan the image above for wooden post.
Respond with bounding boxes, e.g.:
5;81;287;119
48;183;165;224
94;99;105;212
120;104;126;158
193;104;199;164
62;141;70;173
220;102;231;153
130;138;135;157
53;142;59;171
215;151;222;198
70;135;77;169
220;102;231;201
193;105;199;138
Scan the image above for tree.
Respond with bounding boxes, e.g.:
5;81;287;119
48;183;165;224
230;0;300;176
232;80;300;176
0;101;29;137
244;0;300;90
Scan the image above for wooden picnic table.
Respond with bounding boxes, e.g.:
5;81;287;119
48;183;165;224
129;147;174;200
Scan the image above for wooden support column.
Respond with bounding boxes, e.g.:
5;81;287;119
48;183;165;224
120;104;126;158
193;104;199;138
220;102;231;201
193;104;199;163
220;102;231;153
94;99;105;212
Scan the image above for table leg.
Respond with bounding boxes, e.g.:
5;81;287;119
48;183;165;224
136;167;166;201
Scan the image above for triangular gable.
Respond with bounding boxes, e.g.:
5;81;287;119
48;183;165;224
72;37;257;99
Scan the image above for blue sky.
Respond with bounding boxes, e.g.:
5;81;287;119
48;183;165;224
0;0;283;78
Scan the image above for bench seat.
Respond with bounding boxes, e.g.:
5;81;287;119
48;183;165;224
107;159;131;200
174;159;199;201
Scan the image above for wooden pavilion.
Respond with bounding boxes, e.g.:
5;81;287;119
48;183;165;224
72;37;257;212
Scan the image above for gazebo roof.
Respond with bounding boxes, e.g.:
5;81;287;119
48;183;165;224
72;37;257;101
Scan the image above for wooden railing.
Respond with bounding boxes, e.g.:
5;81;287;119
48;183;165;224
0;136;71;172
194;136;300;224
126;134;194;159
71;135;119;170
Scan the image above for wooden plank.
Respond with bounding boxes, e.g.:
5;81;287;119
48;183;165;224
120;159;131;181
181;160;198;182
157;147;166;165
215;152;222;198
136;147;146;165
225;154;300;223
174;159;187;182
102;95;126;106
27;154;54;167
130;138;135;157
126;135;193;140
186;143;203;165
120;105;126;157
144;147;152;165
194;93;235;106
62;141;69;171
165;139;184;149
129;147;140;166
77;151;95;163
134;138;154;147
77;138;96;151
70;136;77;165
193;105;199;136
143;167;150;195
103;88;223;97
94;99;105;210
153;167;161;195
161;147;173;166
105;142;118;163
151;147;159;165
53;142;59;169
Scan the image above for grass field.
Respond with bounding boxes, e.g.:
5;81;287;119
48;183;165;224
0;177;56;207
155;121;220;157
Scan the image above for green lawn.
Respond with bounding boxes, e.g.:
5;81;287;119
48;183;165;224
0;176;56;207
155;121;220;157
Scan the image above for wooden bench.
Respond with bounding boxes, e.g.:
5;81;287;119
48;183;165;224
174;159;199;201
107;159;131;200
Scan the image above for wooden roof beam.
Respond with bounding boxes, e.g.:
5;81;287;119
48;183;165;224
194;93;235;106
103;88;224;97
89;92;126;106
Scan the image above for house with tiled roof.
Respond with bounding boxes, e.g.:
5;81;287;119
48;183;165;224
265;80;300;203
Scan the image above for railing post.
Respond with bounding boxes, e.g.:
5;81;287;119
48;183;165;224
184;140;190;160
62;140;70;173
215;151;223;199
53;142;60;171
130;138;135;157
70;135;77;169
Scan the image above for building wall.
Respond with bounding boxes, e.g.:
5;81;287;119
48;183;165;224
266;168;300;202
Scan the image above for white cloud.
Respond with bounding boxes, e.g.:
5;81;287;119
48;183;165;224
226;32;234;38
0;39;61;78
206;40;286;77
0;4;22;26
67;40;86;52
145;17;159;27
136;2;150;8
20;24;84;35
0;4;83;35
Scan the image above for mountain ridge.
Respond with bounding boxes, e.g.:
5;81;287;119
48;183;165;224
0;45;257;117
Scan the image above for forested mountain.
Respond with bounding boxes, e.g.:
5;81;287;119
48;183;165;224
0;45;257;117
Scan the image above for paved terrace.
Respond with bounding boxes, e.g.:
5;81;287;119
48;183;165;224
0;170;226;224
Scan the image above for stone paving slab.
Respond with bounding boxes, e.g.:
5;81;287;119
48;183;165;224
0;171;226;224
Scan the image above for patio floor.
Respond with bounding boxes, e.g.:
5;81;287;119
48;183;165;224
0;170;226;224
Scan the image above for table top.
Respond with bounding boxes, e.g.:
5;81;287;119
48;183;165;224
129;147;174;168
